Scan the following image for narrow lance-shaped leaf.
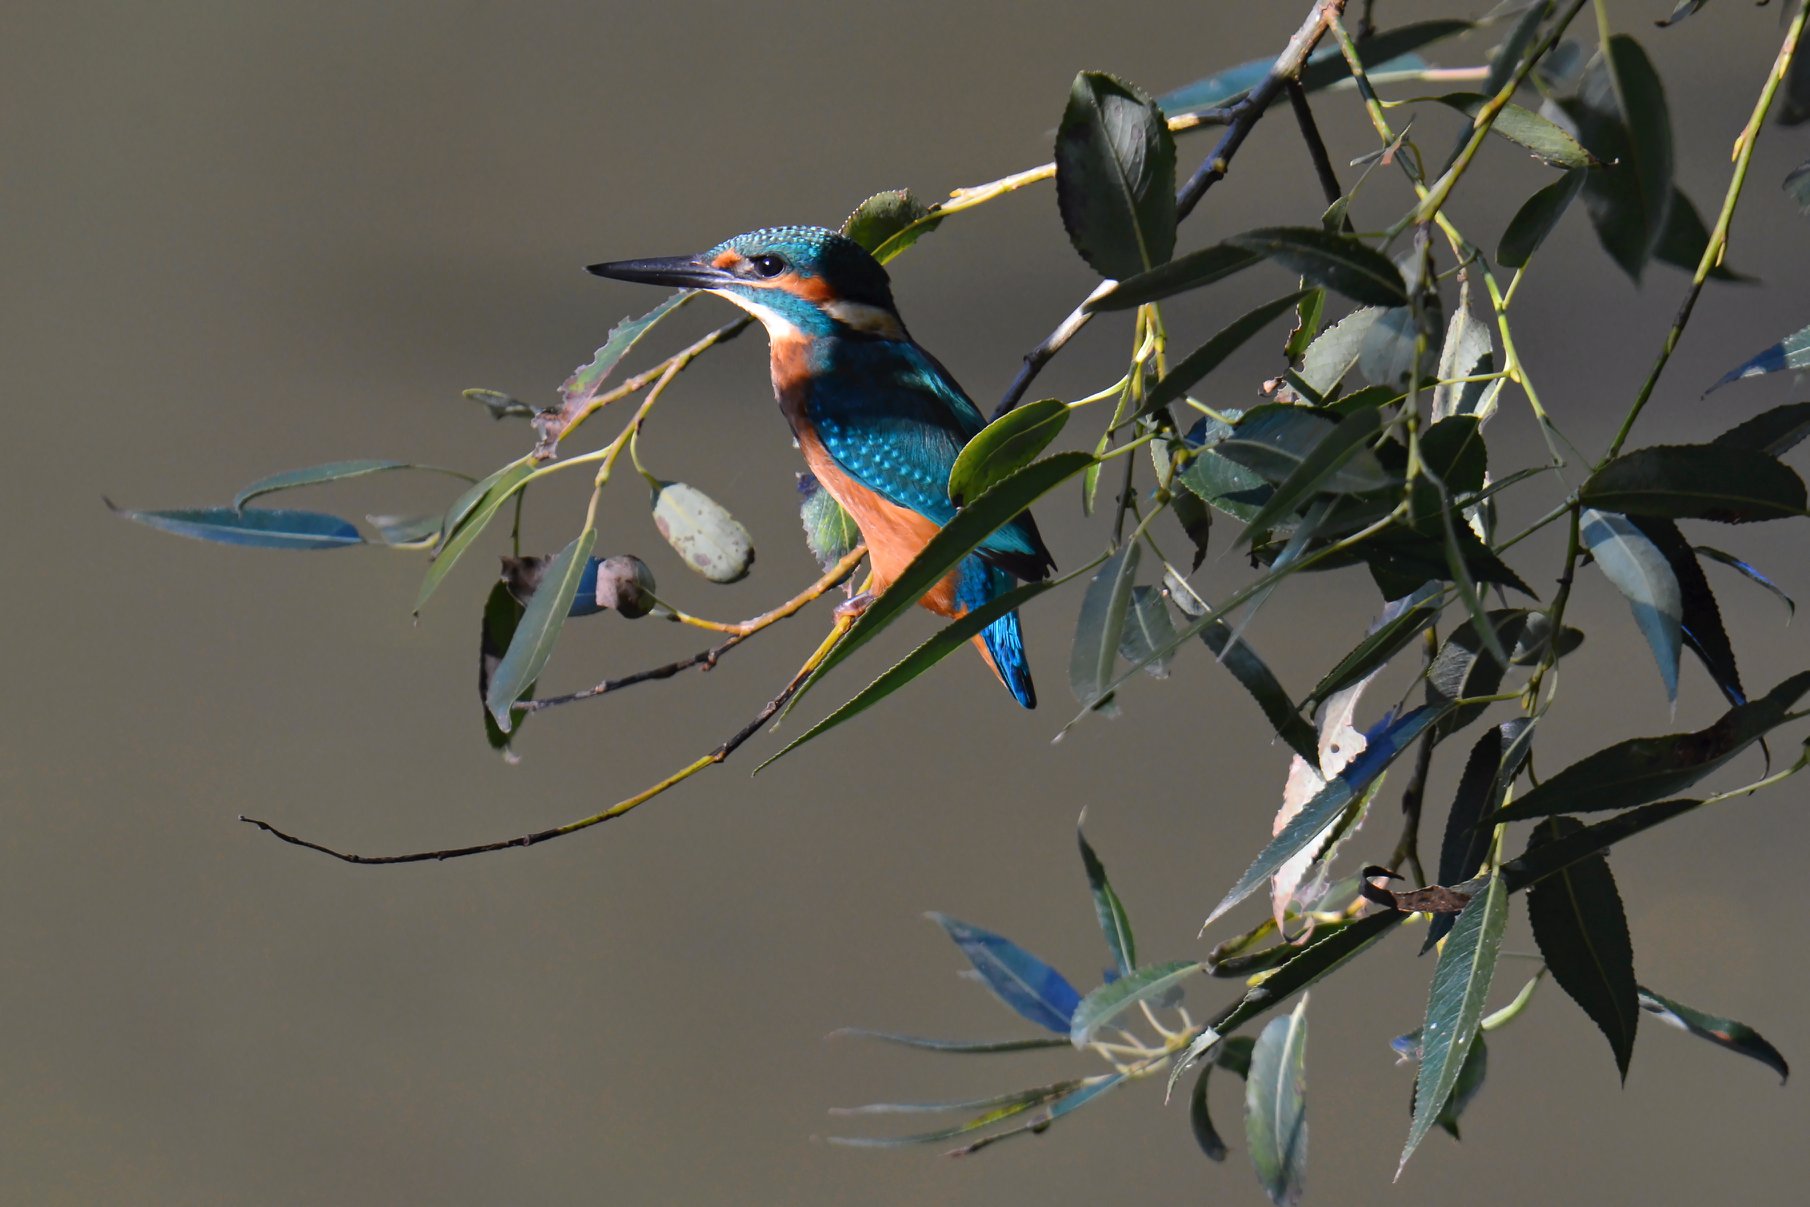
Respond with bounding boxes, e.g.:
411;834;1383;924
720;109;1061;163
1238;407;1391;549
1581;446;1807;524
1410;93;1599;168
1246;999;1310;1207
1639;987;1789;1082
944;1074;1128;1157
1190;1038;1258;1161
1563;36;1674;280
417;457;535;613
1712;401;1810;458
927;914;1082;1035
827;1028;1069;1055
1139;292;1313;419
1168;569;1320;765
480;578;529;760
949;398;1070;506
107;502;363;551
1212;910;1408;1039
1156;21;1474;115
1695;546;1795;619
1785;160;1810;216
1628;516;1744;707
1400;870;1506;1176
1055;72;1177;280
1206;704;1453;928
1078;817;1136;976
559;291;690;406
1119;586;1178;678
1070;960;1200;1048
231;459;466;511
1498;170;1587;269
830;1079;1087;1118
486;528;595;732
1225;228;1409;306
1581;508;1681;701
1497;669;1810;820
1502;799;1701;894
1088;244;1261;311
827;1077;1097;1149
1071;542;1140;713
1654;187;1751;281
1426;720;1531;952
1706;321;1810;395
1304;585;1443;711
1525;817;1640;1080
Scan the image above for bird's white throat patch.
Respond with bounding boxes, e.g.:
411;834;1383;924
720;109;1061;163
822;299;905;339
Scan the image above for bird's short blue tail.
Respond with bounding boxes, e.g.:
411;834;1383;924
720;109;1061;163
959;557;1036;709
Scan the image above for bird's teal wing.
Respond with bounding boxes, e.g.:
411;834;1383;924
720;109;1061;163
806;339;1055;581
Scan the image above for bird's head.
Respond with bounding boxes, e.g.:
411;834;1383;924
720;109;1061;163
588;225;904;341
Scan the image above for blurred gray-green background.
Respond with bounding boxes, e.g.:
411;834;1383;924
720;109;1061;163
7;2;1810;1202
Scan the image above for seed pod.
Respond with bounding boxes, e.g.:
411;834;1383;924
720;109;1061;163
650;480;754;583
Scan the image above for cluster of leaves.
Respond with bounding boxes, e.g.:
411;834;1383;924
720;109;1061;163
116;1;1810;1199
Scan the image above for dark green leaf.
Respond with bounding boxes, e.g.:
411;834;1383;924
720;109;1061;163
1713;401;1810;458
1695;546;1795;618
231;459;462;511
1499;170;1587;268
1078;819;1137;976
464;387;537;419
1179;413;1272;523
1070;960;1200;1047
1089;244;1262;311
1119;585;1177;678
417;458;535;613
1708;322;1810;394
1305;584;1444;710
793;452;1096;705
108;502;362;550
1167;570;1320;764
1238;407;1393;547
1211;911;1408;1037
1502;799;1700;894
1225;228;1408;306
1140;292;1312;420
796;473;861;571
1426;720;1532;952
842;189;941;263
1785;160;1810;215
1413;92;1599;168
949;399;1070;506
1070;543;1140;713
651;481;755;583
1298;307;1384;397
1638;987;1789;1082
1401;871;1506;1175
1783;39;1810;126
1169;487;1214;570
1191;1059;1232;1161
1584;446;1805;522
1434;1034;1488;1139
1426;610;1532;740
486;528;594;732
1245;1000;1309;1207
1654;188;1751;281
1055;72;1177;280
1581;507;1682;700
927;914;1083;1035
1526;817;1640;1079
480;579;530;759
1628;517;1744;706
1215;404;1395;494
1497;669;1810;820
559;291;689;406
827;1028;1068;1054
1206;705;1453;927
1564;37;1674;280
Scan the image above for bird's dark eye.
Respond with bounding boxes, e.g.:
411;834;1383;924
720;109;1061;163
748;254;786;277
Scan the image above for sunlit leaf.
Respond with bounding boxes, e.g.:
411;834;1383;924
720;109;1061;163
1638;987;1789;1082
949;398;1070;506
1055;72;1177;280
1525;817;1639;1080
417;458;535;613
1427;720;1532;952
1563;37;1674;280
928;913;1083;1035
651;480;755;583
1581;507;1682;700
1078;818;1137;976
1498;170;1587;268
1582;446;1807;523
559;291;690;406
1245;999;1310;1206
1412;92;1600;167
464;387;537;420
1070;960;1200;1048
1206;705;1453;927
486;528;595;732
1298;307;1384;397
1431;301;1494;423
1400;870;1506;1175
944;1074;1127;1156
1629;517;1744;706
1706;322;1810;394
1139;292;1313;419
1226;228;1409;306
108;501;362;550
843;188;941;263
1497;669;1810;820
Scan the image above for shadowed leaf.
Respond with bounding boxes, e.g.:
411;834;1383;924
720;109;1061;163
1499;170;1587;268
1713;401;1810;458
1695;546;1795;619
1056;72;1177;280
1246;1000;1310;1206
1089;244;1261;311
842;189;941;263
1563;36;1674;280
1581;508;1682;700
1225;228;1408;306
1413;92;1599;167
1139;292;1314;419
1213;911;1408;1039
1654;188;1751;281
417;458;535;613
108;502;363;550
1582;446;1806;523
1628;517;1743;706
1119;586;1178;678
1078;819;1137;976
1305;584;1443;710
486;529;594;732
1426;720;1533;952
464;387;537;419
1526;817;1639;1079
1071;543;1140;714
1707;322;1810;394
559;291;690;406
480;579;530;760
1638;988;1789;1082
827;1028;1069;1054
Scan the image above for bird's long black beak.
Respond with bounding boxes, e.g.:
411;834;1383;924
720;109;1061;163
586;254;730;290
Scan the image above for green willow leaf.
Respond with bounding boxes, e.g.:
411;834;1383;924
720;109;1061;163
1139;292;1313;419
791;452;1095;707
1497;669;1810;821
417;457;535;613
1525;818;1640;1080
1304;584;1443;711
1298;307;1383;397
1629;517;1744;707
366;512;441;548
1564;35;1674;281
1411;93;1599;168
486;528;595;732
1212;911;1408;1038
1215;404;1394;494
949;398;1070;506
464;387;536;420
1426;609;1534;741
944;1074;1127;1156
827;1078;1093;1148
1581;508;1682;701
1695;546;1795;619
1070;960;1201;1048
842;188;941;263
830;1079;1089;1118
928;914;1082;1035
559;291;690;406
1245;1000;1310;1207
231;459;465;511
107;502;362;550
480;578;529;759
1656;0;1712;27
1205;705;1453;927
1078;818;1137;976
1432;1034;1488;1139
1638;987;1789;1082
1070;542;1140;714
1190;1055;1233;1161
1167;572;1320;764
1055;71;1177;280
1120;585;1178;678
1225;228;1409;306
1502;799;1700;894
796;473;861;571
1427;721;1532;952
1654;188;1751;281
1712;401;1810;458
1088;244;1261;311
1156;21;1471;114
1401;870;1506;1175
1498;170;1587;268
1707;321;1810;394
1581;446;1807;523
827;1028;1069;1054
1237;407;1392;548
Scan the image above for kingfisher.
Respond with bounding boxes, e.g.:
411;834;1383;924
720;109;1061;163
588;225;1055;708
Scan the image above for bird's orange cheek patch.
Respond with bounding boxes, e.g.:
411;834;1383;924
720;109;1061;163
779;273;835;303
711;250;744;271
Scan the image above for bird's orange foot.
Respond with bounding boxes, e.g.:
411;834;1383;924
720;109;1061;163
834;590;877;619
